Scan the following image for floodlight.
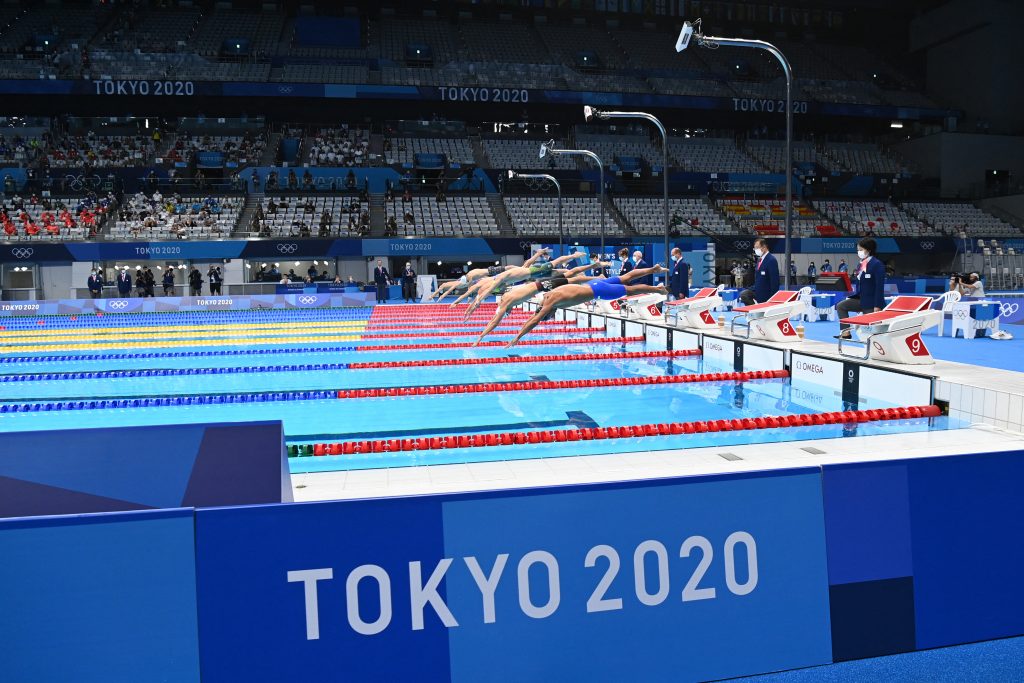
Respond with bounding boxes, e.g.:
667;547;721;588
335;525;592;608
676;22;694;52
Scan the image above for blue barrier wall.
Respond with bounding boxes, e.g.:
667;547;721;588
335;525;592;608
193;469;832;682
0;508;201;682
0;421;291;517
4;451;1024;680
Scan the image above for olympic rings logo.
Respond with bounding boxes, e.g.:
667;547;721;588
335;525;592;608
1000;303;1020;317
278;86;294;94
10;248;33;259
298;295;318;305
734;240;751;250
108;300;129;309
920;241;935;250
276;243;299;254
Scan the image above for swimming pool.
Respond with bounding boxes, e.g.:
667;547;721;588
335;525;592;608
0;304;958;472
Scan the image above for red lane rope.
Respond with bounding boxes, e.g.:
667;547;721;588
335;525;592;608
347;349;700;370
354;336;644;352
335;369;787;399
358;327;607;339
308;405;943;456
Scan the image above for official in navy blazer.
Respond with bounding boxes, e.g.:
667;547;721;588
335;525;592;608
669;247;690;299
837;237;886;338
631;250;653;286
739;238;779;306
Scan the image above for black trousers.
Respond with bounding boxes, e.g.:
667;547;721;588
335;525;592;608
375;283;387;302
837;295;862;331
402;280;415;301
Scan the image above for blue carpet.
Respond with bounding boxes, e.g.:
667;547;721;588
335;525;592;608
723;636;1024;682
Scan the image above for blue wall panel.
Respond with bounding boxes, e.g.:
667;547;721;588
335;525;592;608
194;469;832;683
0;509;201;682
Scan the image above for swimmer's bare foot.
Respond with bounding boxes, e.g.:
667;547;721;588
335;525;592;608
653;264;666;273
657;285;669;294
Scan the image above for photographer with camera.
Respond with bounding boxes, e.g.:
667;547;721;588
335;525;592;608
950;272;985;298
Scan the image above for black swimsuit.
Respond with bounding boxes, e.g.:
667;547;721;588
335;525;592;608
536;276;570;292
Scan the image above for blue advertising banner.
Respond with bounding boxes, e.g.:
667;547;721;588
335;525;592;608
0;292;374;316
194;469;832;682
0;78;958;121
0;508;201;683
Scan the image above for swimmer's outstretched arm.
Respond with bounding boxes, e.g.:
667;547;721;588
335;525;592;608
549;251;587;269
522;248;550;268
505;303;553;349
449;280;485;307
562;261;609;278
474;296;515;345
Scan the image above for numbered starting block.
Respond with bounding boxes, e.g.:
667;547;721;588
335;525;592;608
839;295;939;365
664;286;724;330
730;290;805;342
612;292;668;321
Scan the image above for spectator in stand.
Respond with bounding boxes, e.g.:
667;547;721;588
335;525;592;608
87;269;103;299
837;238;886;340
739;238;779;306
116;268;132;298
188;266;203;296
144;267;156;297
133;267;147;297
162;267;175;296
302;170;314;190
208;265;222;295
287;170;298;190
402;187;412;203
346;170;356;190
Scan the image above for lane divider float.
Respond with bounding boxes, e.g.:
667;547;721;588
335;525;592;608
294;405;944;456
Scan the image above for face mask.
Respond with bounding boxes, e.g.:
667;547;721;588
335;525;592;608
672;253;680;261
753;248;763;258
857;250;867;260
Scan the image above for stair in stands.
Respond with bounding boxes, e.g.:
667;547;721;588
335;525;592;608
259;130;282;167
487;194;515;236
368;133;384;164
233;194;262;237
606;198;636;237
469;132;488;169
368;193;388;236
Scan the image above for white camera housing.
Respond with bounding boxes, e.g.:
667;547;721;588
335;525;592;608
676;22;694;52
507;170;516;180
583;105;595;122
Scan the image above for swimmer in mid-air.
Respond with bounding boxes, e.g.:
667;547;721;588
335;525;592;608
504;266;667;348
456;250;588;313
474;260;670;345
430;249;550;302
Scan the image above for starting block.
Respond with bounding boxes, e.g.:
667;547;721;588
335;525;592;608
730;290;804;342
839;295;939;364
612;293;668;321
664;286;724;329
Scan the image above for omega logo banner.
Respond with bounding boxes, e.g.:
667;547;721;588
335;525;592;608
194;471;832;682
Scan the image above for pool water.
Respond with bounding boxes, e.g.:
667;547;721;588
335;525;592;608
0;305;960;472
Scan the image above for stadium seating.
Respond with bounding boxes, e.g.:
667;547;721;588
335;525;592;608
109;194;242;241
820;143;906;174
385;137;474;166
719;199;839;238
166;134;265;167
669;138;761;173
745;140;820;172
305;128;369;167
483;138;576;171
46;135;156;169
576;134;664;171
250;195;365;238
903;202;1022;238
615;197;733;236
812;200;931;236
503;196;624;237
98;8;202;53
188;10;283;59
0;196;103;241
278;64;369;84
384;196;498;237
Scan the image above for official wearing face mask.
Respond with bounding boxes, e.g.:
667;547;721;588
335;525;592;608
739;238;779;306
836;237;886;339
669;247;690;299
401;261;417;303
